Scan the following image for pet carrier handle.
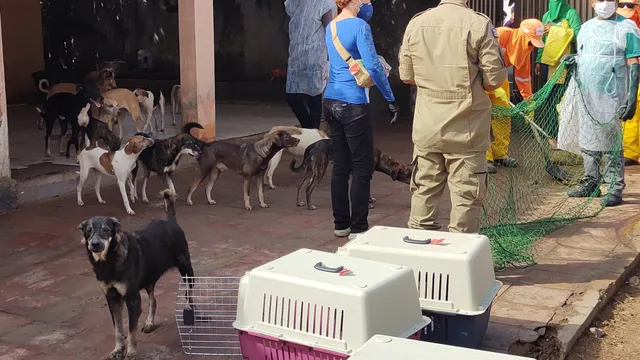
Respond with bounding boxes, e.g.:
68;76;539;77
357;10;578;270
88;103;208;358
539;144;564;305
403;236;431;245
314;262;345;273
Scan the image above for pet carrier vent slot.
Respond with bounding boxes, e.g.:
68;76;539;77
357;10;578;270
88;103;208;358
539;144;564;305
258;294;345;339
417;271;450;301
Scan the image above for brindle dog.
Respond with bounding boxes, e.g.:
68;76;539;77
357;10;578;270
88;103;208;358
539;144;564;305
290;139;413;210
186;130;300;210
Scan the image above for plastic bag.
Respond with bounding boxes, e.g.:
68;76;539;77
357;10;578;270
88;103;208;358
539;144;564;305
365;55;392;103
541;20;574;67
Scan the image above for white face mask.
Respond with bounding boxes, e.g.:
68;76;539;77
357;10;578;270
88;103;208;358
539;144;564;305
594;1;617;19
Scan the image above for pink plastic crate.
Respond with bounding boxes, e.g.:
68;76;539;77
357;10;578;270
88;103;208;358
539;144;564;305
238;330;348;360
237;330;422;360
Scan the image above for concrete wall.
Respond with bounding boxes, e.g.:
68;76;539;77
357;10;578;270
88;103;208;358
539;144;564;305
0;0;44;104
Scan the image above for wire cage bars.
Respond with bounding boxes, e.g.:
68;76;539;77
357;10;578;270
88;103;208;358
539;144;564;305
175;276;243;357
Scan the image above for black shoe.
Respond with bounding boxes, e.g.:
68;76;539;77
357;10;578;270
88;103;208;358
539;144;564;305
494;157;518;168
568;186;601;198
487;161;497;174
624;158;639;167
601;195;622;207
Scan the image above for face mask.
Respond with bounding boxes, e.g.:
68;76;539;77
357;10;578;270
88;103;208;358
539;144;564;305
594;1;617;19
357;2;374;22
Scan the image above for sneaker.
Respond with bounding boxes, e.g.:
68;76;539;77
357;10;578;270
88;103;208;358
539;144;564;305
624;158;639;167
487;161;497;174
334;228;351;238
601;195;623;207
494;157;518;168
567;186;601;198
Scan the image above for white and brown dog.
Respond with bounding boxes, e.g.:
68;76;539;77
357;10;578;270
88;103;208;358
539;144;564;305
77;134;155;215
99;89;149;139
171;85;181;127
134;88;166;133
264;126;329;189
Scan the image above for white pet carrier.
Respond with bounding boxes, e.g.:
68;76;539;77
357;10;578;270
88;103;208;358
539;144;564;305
233;248;429;358
349;335;534;359
336;226;503;348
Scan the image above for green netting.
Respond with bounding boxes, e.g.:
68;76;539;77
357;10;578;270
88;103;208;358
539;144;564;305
483;62;623;268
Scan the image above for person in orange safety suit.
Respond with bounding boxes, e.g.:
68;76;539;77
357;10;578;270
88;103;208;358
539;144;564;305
486;19;545;173
618;0;640;166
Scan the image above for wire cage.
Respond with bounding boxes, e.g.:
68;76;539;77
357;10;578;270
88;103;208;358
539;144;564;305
175;276;243;357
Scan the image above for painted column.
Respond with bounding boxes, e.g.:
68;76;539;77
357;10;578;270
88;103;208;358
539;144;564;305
0;11;11;179
0;10;18;213
178;0;216;141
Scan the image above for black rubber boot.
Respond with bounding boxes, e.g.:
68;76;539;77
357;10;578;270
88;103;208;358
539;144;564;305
601;194;622;207
487;161;497;174
567;182;601;198
494;157;518;168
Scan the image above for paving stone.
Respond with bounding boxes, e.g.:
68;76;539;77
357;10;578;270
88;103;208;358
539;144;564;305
498;285;572;309
490;299;556;330
481;322;522;352
514;269;589;292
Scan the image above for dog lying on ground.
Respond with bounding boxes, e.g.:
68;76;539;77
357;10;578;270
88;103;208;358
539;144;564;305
186;130;300;210
130;123;204;204
171;85;181;127
134;88;166;133
264;126;329;189
77;134;155;215
100;89;149;139
290;141;413;210
79;189;195;360
77;103;121;152
36;68;116;130
36;83;104;157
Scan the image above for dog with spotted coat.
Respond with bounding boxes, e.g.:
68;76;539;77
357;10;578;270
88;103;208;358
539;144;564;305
77;134;155;215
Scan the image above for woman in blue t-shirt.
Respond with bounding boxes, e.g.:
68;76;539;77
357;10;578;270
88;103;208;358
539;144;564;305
324;0;398;239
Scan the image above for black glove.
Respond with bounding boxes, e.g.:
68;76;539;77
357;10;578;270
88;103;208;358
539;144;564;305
621;62;639;121
388;102;399;124
561;54;577;69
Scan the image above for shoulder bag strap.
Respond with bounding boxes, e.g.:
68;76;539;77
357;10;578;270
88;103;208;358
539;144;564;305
330;21;353;62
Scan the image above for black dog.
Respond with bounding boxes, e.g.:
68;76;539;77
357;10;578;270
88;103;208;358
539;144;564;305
131;123;204;204
37;83;103;158
290;140;413;210
79;189;195;360
80;109;121;152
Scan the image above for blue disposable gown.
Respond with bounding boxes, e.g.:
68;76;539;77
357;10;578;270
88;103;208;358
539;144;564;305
560;17;640;152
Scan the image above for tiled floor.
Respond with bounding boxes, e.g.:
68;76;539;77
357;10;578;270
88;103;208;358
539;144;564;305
1;120;639;359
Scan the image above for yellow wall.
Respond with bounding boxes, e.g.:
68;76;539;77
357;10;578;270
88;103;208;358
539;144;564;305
0;0;44;104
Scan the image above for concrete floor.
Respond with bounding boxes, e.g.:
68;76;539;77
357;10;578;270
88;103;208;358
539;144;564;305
7;102;297;170
1;120;640;359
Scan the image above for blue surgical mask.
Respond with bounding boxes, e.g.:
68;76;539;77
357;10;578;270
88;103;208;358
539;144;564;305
357;2;374;22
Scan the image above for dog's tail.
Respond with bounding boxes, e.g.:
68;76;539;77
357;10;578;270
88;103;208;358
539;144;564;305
290;153;311;174
38;79;50;94
161;189;178;222
183;122;206;148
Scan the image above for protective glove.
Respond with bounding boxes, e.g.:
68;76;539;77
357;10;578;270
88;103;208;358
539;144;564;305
561;54;577;70
620;62;639;121
388;102;399;124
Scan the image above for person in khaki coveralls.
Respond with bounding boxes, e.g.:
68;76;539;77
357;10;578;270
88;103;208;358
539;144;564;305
399;0;507;234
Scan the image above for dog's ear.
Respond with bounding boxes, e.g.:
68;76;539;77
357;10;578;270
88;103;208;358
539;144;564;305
78;220;89;244
391;169;399;181
110;217;122;238
274;131;288;147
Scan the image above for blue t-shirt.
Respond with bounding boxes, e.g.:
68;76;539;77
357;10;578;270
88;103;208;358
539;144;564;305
324;18;395;104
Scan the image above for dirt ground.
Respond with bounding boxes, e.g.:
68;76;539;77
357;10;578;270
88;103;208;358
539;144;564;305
568;265;640;360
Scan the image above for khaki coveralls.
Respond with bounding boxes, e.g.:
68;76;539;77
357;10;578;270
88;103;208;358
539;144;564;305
399;0;507;234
